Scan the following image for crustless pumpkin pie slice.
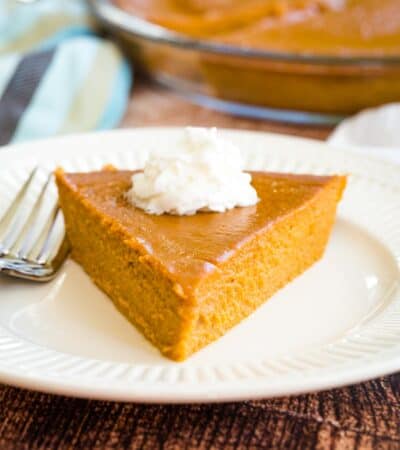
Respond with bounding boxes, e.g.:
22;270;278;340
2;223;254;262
55;168;346;361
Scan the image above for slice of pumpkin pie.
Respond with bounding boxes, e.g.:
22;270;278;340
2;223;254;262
55;164;346;361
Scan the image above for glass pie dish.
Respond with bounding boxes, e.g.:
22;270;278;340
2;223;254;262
88;0;400;125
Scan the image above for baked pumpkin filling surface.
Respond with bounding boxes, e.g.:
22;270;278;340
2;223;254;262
55;168;346;361
114;0;400;56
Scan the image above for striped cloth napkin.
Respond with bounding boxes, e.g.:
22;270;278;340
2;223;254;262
0;0;132;146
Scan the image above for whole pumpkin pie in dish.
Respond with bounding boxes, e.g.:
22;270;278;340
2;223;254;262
55;167;346;361
110;0;400;115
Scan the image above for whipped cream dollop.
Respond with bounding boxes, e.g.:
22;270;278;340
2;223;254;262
126;127;259;216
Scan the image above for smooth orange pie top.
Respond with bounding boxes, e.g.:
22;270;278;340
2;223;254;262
114;0;400;56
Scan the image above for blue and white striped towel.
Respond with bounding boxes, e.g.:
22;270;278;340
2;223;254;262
0;0;132;146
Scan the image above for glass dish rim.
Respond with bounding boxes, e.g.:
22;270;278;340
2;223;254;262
88;0;400;66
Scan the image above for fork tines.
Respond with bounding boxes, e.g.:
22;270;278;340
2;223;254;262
0;167;69;281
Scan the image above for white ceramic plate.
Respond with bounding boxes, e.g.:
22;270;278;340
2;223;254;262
0;128;399;403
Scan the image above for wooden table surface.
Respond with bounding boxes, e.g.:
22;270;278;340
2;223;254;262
1;80;399;450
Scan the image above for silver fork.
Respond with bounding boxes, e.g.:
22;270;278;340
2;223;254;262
0;168;69;281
